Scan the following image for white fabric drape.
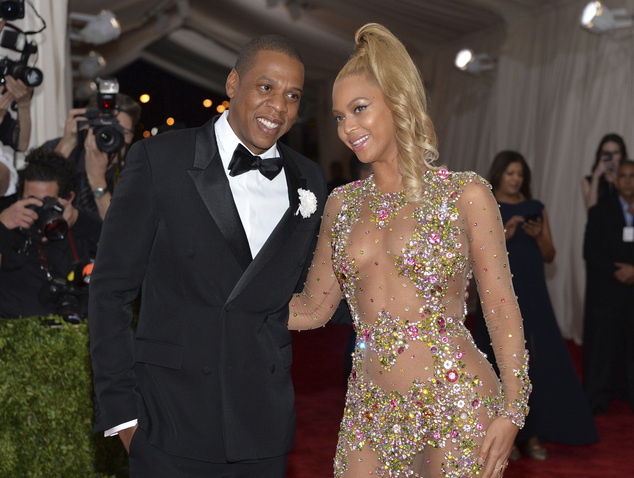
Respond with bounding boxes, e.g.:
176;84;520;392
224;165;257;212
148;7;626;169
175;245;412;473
25;0;70;157
426;1;634;343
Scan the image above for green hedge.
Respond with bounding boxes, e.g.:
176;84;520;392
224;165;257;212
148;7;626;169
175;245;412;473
0;316;128;477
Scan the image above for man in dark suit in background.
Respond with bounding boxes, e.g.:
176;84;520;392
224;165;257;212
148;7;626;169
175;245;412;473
583;159;634;415
89;35;328;477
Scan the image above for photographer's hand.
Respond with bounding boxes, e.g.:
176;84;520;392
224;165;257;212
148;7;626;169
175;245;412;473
4;76;32;106
0;197;42;230
84;128;110;183
55;108;87;158
0;84;13;124
4;76;34;151
84;128;112;220
57;196;79;229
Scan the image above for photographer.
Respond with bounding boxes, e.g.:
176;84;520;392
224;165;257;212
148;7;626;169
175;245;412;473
43;88;141;220
0;147;101;320
0;18;36;197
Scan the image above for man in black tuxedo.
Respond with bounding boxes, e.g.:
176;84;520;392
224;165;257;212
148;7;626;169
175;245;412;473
89;35;328;477
583;159;634;415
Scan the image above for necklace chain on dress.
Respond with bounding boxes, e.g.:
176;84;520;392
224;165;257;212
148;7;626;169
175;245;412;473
367;176;408;229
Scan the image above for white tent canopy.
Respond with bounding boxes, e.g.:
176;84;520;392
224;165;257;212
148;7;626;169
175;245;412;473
13;0;634;342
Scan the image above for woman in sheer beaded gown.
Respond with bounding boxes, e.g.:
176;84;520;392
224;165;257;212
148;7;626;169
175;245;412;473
288;24;530;478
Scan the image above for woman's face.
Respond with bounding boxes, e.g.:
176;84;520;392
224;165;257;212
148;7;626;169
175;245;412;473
600;141;622;182
332;74;398;167
498;161;524;197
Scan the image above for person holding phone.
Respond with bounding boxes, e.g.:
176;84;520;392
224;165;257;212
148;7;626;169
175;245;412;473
582;134;628;210
475;151;598;461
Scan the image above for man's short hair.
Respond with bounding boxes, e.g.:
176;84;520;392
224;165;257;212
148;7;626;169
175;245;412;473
116;93;142;127
18;147;76;199
234;34;303;77
619;158;634;169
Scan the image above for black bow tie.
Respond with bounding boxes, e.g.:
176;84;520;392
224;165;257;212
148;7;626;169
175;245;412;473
228;143;284;180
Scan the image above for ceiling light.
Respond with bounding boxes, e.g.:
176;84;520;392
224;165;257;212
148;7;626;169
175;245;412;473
69;10;121;45
72;51;107;78
580;1;633;33
454;49;495;75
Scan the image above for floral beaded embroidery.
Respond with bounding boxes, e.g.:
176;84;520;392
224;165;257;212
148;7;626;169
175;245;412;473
395;173;468;300
367;178;408;229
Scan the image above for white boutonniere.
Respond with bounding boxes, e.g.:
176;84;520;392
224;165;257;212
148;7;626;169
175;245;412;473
295;188;317;218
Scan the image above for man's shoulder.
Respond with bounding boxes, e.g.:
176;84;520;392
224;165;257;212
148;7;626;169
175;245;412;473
140;125;198;149
278;142;324;175
587;194;620;226
592;193;620;212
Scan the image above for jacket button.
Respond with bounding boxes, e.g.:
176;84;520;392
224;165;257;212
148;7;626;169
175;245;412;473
202;366;211;375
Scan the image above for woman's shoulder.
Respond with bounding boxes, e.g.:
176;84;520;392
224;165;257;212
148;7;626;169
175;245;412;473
425;168;489;186
325;177;371;214
424;168;492;199
524;198;545;210
329;177;371;199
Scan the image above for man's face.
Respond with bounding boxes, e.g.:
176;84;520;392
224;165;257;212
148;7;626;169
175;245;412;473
615;163;634;201
22;180;60;201
225;50;304;155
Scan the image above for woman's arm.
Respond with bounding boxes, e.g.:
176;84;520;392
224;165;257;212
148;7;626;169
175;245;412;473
582;164;605;210
460;178;531;476
461;179;531;424
288;194;343;330
522;207;555;263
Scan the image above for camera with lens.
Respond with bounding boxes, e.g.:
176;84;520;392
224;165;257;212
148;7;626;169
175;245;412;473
23;196;68;241
77;77;125;154
0;25;43;87
39;259;94;324
0;0;24;20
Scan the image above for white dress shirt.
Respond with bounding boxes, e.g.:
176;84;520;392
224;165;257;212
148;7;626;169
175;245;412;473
215;111;289;258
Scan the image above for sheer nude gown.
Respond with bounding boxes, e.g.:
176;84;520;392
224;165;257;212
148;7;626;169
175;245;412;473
289;170;531;477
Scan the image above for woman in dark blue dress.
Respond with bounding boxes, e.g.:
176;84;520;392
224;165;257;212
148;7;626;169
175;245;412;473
475;151;598;461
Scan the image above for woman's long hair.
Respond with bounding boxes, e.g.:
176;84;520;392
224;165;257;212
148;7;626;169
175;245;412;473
336;23;438;202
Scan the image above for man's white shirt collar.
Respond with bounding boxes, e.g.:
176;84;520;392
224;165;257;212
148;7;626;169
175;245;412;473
215;111;280;169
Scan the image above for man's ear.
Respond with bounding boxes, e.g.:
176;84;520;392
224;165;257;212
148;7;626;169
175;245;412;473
67;191;76;203
225;69;239;99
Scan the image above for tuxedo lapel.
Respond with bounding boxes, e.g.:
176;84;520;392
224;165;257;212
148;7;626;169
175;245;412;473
227;147;307;302
187;119;252;271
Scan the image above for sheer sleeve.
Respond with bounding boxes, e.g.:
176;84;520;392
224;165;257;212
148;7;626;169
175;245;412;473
460;179;531;428
288;192;344;330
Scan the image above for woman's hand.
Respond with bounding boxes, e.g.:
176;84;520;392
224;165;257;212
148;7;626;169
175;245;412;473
477;417;519;477
503;215;523;241
521;216;542;238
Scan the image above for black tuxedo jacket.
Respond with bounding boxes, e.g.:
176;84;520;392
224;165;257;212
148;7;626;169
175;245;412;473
89;117;328;463
584;193;634;305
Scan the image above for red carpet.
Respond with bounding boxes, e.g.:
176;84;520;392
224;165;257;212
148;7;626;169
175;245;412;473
288;324;634;477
